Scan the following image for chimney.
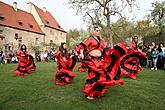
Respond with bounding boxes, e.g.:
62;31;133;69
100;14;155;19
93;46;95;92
27;2;32;13
12;1;17;11
43;7;46;12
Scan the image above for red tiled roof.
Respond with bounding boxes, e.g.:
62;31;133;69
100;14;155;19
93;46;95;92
0;1;44;35
33;4;66;33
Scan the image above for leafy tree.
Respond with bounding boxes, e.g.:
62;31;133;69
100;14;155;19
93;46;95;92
148;1;165;36
66;29;88;49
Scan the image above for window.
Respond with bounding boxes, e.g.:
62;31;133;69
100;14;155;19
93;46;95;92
8;46;12;51
50;40;53;43
0;16;5;21
14;33;18;40
18;21;23;26
58;25;61;28
35;38;39;44
46;20;49;24
15;33;18;37
0;30;3;34
29;24;33;28
0;35;5;40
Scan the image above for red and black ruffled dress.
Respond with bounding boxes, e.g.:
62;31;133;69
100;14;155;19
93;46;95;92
54;51;77;85
102;43;129;86
120;42;146;79
15;50;36;76
76;36;124;98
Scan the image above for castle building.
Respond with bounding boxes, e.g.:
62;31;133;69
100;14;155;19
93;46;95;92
0;1;66;54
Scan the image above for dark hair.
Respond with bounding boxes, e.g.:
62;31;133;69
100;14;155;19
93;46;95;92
153;46;157;49
133;35;138;40
159;43;164;47
20;44;27;52
94;25;99;30
59;42;68;57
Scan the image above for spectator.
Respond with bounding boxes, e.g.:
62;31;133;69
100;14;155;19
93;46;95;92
146;45;152;68
35;53;41;62
151;46;159;70
11;54;18;63
0;49;4;64
43;50;48;62
4;53;11;64
157;43;164;69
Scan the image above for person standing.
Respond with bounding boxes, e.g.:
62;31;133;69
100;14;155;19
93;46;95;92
151;46;159;70
0;49;4;64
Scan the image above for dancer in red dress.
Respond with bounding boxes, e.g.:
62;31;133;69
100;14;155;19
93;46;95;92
76;25;124;100
15;44;36;76
120;36;146;79
55;43;77;85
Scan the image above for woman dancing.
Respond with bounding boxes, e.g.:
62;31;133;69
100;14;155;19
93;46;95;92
55;43;77;85
76;25;124;100
15;44;36;76
120;36;146;79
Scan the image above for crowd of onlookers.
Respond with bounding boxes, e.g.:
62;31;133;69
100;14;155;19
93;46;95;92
0;51;18;64
140;42;165;70
42;48;57;62
42;48;77;62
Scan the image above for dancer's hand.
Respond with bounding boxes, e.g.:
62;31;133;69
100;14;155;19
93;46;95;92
80;49;84;59
79;53;84;59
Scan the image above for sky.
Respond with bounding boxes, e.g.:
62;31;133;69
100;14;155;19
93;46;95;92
1;0;164;31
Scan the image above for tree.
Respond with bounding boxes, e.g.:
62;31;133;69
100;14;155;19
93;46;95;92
66;29;80;48
66;29;89;49
148;1;165;36
68;0;137;46
134;20;151;37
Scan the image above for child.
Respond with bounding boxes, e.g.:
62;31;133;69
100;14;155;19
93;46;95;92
151;46;159;70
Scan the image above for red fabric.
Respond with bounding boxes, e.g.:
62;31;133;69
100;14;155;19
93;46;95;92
120;49;146;79
55;50;77;85
101;47;124;87
83;36;106;51
15;50;31;76
27;54;36;71
102;43;128;82
55;69;76;85
77;37;126;98
78;63;87;72
130;42;137;50
76;36;106;54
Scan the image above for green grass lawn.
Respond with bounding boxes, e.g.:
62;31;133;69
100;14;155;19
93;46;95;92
0;62;165;110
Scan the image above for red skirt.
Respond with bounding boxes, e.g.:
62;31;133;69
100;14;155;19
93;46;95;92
120;50;146;79
55;69;76;85
15;57;31;76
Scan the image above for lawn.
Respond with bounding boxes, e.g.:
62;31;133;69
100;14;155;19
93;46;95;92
0;62;165;110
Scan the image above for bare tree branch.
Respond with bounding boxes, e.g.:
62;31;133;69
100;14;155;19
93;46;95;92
86;12;95;24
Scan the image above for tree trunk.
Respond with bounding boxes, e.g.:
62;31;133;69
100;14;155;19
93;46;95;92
106;8;113;48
